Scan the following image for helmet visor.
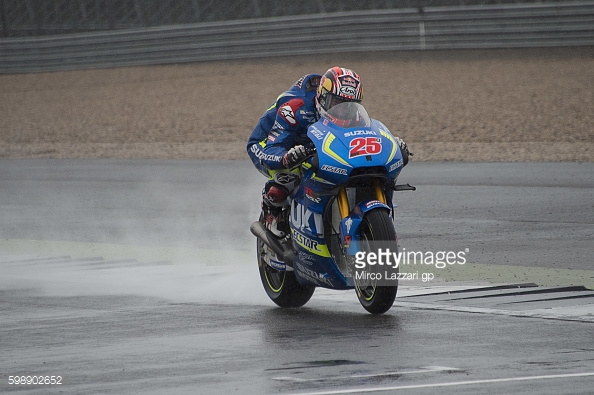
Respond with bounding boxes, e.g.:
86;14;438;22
327;93;361;110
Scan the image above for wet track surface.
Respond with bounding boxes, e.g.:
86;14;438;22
1;160;593;394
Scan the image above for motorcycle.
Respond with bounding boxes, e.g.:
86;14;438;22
250;102;414;314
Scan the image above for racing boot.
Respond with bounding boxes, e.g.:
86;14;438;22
262;183;289;238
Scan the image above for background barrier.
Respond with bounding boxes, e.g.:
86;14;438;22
1;0;593;73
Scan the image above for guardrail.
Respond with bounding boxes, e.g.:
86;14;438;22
1;1;593;73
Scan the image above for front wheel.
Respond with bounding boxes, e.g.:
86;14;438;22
355;209;398;314
257;216;315;308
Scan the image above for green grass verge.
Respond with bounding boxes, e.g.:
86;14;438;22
0;238;251;266
2;238;592;289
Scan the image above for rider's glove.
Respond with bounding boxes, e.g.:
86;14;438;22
395;137;412;157
282;145;309;169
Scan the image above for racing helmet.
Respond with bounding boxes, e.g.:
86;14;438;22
315;67;363;120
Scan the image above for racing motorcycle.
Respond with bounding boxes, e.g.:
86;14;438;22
250;102;414;314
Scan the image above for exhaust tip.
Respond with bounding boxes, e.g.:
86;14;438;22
250;221;294;267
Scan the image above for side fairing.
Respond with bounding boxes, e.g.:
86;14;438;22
289;188;351;289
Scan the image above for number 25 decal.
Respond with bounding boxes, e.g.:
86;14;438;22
349;137;382;158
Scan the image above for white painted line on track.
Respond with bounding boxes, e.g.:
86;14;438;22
392;300;594;323
292;372;594;395
274;366;461;382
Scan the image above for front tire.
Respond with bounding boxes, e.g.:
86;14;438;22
257;216;315;308
355;209;398;314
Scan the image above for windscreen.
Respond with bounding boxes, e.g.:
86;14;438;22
325;102;371;128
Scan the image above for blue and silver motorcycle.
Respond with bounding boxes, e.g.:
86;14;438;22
250;102;414;314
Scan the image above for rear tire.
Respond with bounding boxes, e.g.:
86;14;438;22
355;209;398;314
257;215;315;308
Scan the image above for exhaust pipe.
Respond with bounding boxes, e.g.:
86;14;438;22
250;221;295;267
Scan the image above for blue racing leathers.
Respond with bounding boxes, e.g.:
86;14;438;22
247;74;321;176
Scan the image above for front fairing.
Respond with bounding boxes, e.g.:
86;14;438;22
307;103;404;185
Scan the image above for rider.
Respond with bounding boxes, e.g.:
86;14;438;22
246;66;410;237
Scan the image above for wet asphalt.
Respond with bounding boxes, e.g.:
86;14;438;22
0;160;593;394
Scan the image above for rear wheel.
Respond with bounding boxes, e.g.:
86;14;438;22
257;215;315;308
355;209;398;314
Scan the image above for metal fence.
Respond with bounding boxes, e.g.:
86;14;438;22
1;1;593;73
0;0;579;37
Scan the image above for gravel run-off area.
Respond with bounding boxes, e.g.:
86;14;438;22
1;47;592;162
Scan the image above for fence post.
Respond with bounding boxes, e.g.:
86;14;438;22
0;0;6;37
418;7;426;50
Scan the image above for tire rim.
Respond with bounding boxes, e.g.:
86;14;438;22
356;224;378;302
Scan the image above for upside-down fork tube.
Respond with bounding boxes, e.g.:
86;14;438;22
337;186;349;219
372;179;386;204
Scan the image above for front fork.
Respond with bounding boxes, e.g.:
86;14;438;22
336;178;387;220
337;179;392;252
337;186;350;219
